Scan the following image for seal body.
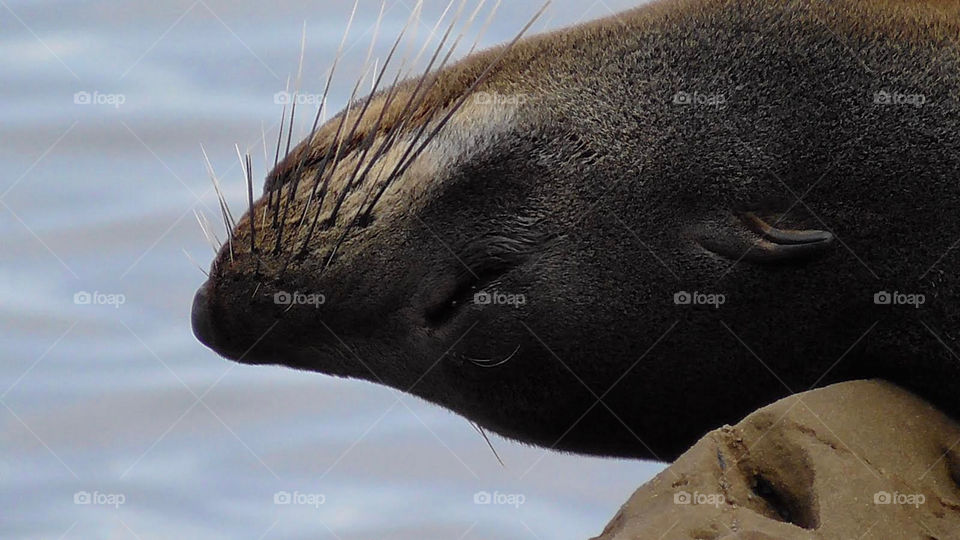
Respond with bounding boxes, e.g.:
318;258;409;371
193;0;960;460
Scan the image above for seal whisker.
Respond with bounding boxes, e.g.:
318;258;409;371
260;122;269;174
323;1;543;271
243;150;257;256
307;77;365;216
182;248;209;277
310;0;358;138
291;53;381;248
312;58;409;235
201;144;235;262
285;21;308;161
413;0;458;64
291;0;363;244
290;9;390;253
294;9;422;257
317;0;393;229
360;1;551;226
193;209;219;255
318;0;478;270
313;0;458;234
273;23;312;254
258;122;270;239
352;0;494;225
321;0;420;233
462;0;491;47
470;421;505;467
270;76;291;229
292;111;353;257
234;144;252;225
466;0;501;56
198;209;222;247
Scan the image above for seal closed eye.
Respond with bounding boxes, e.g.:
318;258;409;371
192;0;960;460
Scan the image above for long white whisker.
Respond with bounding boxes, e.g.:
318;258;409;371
236;144;258;254
269;75;291;226
283;22;308;160
470;421;505;467
201;144;234;262
183;248;209;277
194;209;219;254
310;0;359;138
318;0;424;230
412;0;457;66
260;122;269;170
468;0;501;56
235;143;248;182
359;1;551;226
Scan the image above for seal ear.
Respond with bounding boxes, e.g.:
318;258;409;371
695;212;835;264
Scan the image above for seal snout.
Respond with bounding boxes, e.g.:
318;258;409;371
191;281;219;351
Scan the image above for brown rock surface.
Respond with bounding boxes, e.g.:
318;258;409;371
593;380;960;540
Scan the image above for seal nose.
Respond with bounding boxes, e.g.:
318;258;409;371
191;281;219;350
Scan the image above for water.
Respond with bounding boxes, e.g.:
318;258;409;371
0;1;664;538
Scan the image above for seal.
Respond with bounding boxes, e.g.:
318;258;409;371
191;0;960;460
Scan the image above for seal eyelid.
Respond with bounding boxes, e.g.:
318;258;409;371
424;231;543;327
424;266;511;327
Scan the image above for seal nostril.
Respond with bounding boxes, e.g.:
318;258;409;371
191;282;218;349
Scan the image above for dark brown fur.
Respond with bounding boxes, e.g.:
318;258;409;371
194;0;960;460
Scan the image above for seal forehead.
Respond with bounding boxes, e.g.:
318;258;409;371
267;44;526;194
300;91;522;221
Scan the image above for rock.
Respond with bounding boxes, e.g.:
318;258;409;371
593;380;960;540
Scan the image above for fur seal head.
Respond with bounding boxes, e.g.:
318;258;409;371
192;0;960;459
